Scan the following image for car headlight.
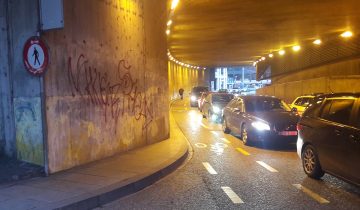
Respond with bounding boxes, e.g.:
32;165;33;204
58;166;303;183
213;106;221;113
190;96;197;101
251;121;270;131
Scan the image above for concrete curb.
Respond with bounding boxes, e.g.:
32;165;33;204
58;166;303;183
50;150;189;210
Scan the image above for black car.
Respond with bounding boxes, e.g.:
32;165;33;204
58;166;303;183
297;93;360;186
190;86;209;107
202;93;234;122
222;95;299;145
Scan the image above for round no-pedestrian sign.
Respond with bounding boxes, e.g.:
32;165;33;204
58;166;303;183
23;36;49;76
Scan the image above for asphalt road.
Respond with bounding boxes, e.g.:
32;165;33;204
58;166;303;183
96;99;360;210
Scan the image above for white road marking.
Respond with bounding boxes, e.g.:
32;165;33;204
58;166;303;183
202;162;218;175
220;137;231;143
211;131;219;136
256;161;278;172
194;143;207;148
293;184;330;204
221;186;244;204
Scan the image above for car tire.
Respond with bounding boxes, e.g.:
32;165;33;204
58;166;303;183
301;144;325;179
241;125;251;146
222;118;230;134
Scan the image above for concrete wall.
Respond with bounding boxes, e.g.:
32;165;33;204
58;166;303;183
168;61;209;100
0;0;45;164
257;58;360;103
43;0;168;173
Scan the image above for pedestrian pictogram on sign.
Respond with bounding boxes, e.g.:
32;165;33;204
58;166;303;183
23;36;49;76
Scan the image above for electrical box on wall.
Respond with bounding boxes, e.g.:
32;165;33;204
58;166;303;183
39;0;64;30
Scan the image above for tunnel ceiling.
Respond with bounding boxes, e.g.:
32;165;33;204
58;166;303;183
167;0;360;67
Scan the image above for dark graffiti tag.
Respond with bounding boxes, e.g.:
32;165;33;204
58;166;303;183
67;54;154;130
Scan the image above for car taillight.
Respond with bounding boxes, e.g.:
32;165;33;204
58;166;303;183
296;123;303;131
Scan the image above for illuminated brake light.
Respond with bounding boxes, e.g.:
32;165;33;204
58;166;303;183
296;123;303;131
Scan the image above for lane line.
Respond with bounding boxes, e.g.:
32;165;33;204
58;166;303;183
256;161;278;172
211;131;219;136
293;184;330;204
221;186;244;204
202;162;217;175
236;147;250;156
220;138;231;143
200;122;211;130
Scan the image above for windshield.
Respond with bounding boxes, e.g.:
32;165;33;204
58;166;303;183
213;94;234;103
245;98;291;112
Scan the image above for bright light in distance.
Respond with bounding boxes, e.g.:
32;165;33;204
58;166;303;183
166;29;170;35
278;50;285;56
253;62;257;66
269;53;273;58
167;20;172;26
313;39;321;45
251;121;270;131
190;95;197;101
292;45;301;51
340;31;353;38
213;106;221;113
261;57;266;61
171;0;179;10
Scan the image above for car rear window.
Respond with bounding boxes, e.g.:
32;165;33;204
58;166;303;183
245;98;290;112
212;94;234;102
320;99;354;126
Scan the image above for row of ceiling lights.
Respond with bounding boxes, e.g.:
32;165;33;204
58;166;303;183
166;0;207;70
253;31;354;66
167;51;206;70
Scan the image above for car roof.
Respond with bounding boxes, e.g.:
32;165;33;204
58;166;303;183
315;92;360;99
237;95;281;101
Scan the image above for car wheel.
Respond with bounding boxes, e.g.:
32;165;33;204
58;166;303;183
302;144;325;179
222;118;230;134
241;125;250;145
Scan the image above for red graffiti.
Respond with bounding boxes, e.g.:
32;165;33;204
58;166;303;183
67;54;154;130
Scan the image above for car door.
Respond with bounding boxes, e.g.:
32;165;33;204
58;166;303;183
348;98;360;184
317;98;356;177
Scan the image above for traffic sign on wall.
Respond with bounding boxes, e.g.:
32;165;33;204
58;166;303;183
23;36;49;76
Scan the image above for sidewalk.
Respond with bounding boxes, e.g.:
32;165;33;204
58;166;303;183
0;113;189;210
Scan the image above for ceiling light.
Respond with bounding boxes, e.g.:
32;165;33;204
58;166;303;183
340;31;353;38
167;20;172;26
292;45;301;51
253;62;257;66
278;50;285;56
171;0;179;10
313;39;321;45
269;53;273;58
261;57;266;61
166;29;170;35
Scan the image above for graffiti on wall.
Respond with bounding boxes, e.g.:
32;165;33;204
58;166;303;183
67;54;154;130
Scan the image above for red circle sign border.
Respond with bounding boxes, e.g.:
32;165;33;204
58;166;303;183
23;36;49;76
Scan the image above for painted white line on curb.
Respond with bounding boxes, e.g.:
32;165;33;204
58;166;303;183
221;186;244;204
256;161;278;172
293;184;330;204
220;137;231;144
202;162;217;175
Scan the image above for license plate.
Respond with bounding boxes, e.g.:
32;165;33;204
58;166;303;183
278;131;297;136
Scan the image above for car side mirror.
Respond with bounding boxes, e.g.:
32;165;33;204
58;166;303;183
291;107;297;112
